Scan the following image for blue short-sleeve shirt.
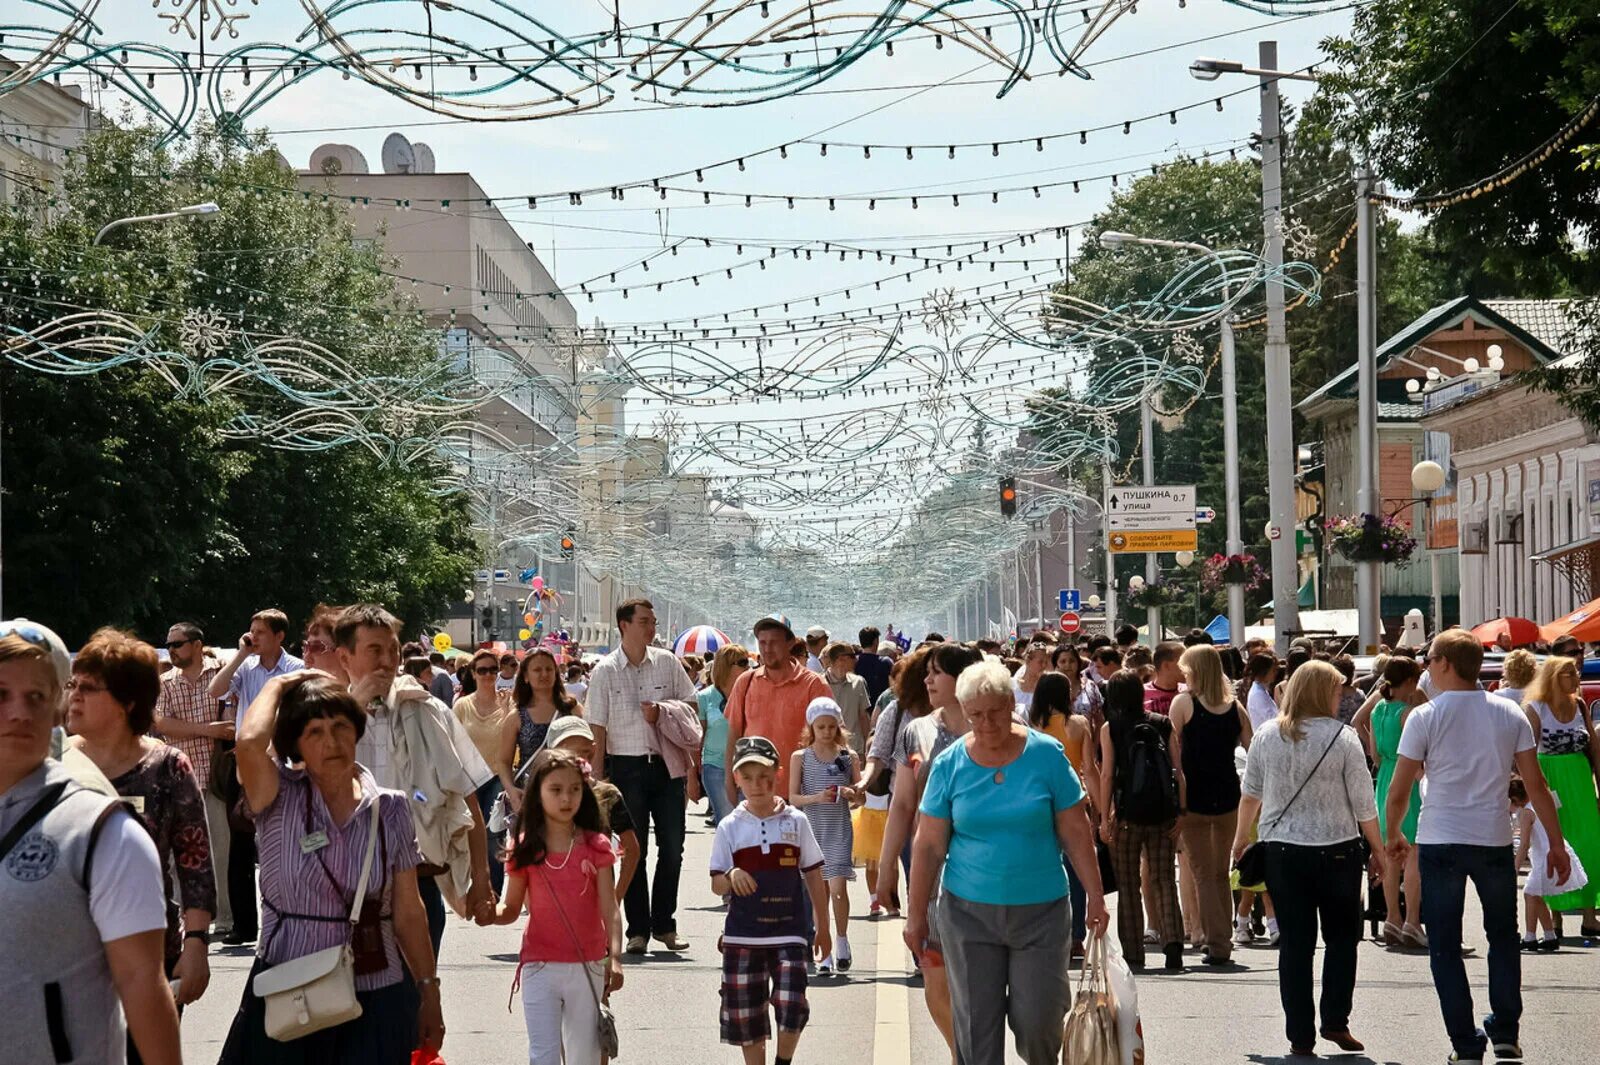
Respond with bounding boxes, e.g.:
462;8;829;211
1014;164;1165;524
919;729;1085;906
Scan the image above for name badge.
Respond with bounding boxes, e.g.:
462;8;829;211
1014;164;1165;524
299;831;330;854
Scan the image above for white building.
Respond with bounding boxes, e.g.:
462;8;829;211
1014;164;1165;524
0;60;95;202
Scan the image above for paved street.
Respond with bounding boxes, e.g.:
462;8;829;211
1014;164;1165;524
183;805;1600;1064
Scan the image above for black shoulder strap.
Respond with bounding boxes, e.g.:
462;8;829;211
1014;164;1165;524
1264;725;1344;833
82;798;134;890
0;780;68;863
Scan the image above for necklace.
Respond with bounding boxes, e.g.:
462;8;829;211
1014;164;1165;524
544;832;578;870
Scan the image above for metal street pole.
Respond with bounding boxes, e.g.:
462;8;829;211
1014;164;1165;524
1102;440;1118;640
1258;40;1300;653
1034;535;1045;631
1355;164;1382;652
1142;395;1159;645
1220;314;1246;647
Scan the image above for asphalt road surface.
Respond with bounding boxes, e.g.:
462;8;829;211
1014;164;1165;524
182;805;1600;1064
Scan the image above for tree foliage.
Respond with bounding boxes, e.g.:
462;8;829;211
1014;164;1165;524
0;122;480;644
1317;0;1600;294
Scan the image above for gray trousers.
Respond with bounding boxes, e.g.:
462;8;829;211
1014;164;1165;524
935;890;1072;1065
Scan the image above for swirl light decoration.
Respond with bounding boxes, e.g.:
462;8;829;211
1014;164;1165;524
2;0;1351;143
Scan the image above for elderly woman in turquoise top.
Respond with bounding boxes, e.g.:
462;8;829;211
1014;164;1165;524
696;644;749;827
906;659;1109;1065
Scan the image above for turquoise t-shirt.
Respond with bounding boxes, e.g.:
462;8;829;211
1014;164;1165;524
697;686;730;767
919;729;1085;906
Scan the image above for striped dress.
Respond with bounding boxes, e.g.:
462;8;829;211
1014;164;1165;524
800;747;856;881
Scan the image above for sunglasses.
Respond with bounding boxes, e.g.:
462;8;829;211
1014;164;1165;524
474;666;498;675
165;638;197;651
303;637;333;655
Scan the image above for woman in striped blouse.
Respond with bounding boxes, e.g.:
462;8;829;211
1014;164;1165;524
220;673;443;1063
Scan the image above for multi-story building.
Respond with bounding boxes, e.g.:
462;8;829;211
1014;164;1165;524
0;60;95;202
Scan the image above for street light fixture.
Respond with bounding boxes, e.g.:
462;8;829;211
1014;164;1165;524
1189;57;1321;83
93;201;221;246
1097;229;1247;651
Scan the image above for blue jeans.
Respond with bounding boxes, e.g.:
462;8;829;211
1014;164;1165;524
1419;844;1521;1057
475;777;505;896
701;762;734;825
609;754;687;939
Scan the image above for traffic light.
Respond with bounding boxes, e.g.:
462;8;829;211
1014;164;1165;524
560;531;575;559
999;476;1017;517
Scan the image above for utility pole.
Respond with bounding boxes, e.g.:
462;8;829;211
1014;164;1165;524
1355;164;1382;652
1102;438;1118;640
1259;40;1300;653
1220;313;1246;646
1142;396;1159;646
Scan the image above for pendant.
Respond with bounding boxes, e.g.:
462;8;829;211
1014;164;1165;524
993;770;1005;786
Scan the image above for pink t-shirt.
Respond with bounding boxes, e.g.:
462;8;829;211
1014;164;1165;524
506;831;616;963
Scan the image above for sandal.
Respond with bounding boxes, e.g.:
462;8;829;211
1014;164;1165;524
1381;921;1404;946
1401;923;1428;950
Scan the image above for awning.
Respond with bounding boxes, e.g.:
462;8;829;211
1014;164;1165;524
1260;573;1317;612
1529;532;1600;604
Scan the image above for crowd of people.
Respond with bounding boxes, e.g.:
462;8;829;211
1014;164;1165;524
3;604;1597;1065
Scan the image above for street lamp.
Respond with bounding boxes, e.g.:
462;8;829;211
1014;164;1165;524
1186;41;1306;652
93;201;221;246
1129;575;1146;592
1098;229;1246;650
1175;550;1195;568
1409;460;1447;636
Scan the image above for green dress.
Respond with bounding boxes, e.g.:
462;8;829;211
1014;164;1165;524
1532;700;1600;912
1373;699;1421;843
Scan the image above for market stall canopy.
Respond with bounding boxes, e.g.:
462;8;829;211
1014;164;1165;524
1540;596;1600;644
1469;617;1542;649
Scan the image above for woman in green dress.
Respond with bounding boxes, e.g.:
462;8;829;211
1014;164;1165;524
1353;656;1424;947
1521;656;1600;932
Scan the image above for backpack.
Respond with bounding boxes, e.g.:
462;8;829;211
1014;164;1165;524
1114;716;1181;825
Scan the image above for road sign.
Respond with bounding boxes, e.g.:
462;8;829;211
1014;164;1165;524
1059;611;1082;634
1058;589;1081;612
1195;506;1216;524
1107;485;1197;532
1110;529;1200;554
1268;524;1283;541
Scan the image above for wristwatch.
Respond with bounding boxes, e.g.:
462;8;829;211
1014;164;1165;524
185;930;211;946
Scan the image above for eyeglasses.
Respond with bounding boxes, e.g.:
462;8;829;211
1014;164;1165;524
65;678;108;695
303;637;332;655
164;638;196;651
474;666;498;675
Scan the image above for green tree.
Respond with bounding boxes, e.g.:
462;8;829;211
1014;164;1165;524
0;122;479;644
1317;0;1600;294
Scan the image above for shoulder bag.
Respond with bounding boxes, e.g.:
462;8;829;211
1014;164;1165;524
536;857;620;1058
1233;725;1342;886
253;795;382;1041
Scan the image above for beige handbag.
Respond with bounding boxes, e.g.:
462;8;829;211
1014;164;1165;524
1062;933;1120;1065
253;798;382;1041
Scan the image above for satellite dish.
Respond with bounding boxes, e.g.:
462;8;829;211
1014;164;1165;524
309;143;369;175
381;132;416;174
411;142;436;173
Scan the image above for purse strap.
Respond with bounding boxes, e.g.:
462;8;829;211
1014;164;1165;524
0;781;68;863
1263;724;1343;834
348;797;382;926
535;854;607;1013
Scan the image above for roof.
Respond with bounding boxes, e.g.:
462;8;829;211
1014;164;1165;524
1297;296;1578;413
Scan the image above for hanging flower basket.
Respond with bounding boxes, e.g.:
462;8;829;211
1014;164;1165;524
1325;513;1417;566
1127;578;1183;610
1201;553;1266;592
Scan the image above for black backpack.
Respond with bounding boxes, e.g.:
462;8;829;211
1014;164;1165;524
1114;716;1181;825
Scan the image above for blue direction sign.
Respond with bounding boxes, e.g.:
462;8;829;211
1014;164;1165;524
1058;589;1081;612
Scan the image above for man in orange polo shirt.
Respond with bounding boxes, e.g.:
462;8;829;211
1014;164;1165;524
724;614;831;804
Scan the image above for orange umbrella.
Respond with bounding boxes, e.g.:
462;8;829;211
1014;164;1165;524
1540;597;1600;644
1469;617;1542;649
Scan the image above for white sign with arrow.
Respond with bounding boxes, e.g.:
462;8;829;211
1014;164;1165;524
1107;485;1197;532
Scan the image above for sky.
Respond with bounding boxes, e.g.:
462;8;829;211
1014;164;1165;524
9;0;1360;626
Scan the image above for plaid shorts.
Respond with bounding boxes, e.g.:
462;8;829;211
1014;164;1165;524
719;943;810;1046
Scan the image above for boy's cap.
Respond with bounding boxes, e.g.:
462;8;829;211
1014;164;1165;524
732;735;780;770
544;716;595;749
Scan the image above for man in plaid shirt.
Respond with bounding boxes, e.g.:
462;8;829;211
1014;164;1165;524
153;622;234;934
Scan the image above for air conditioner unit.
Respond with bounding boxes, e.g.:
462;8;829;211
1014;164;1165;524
1461;520;1488;555
1496;510;1524;545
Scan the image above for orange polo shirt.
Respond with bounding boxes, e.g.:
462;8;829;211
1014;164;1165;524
725;660;831;794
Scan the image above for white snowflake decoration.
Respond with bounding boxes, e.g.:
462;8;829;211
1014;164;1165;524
1279;213;1316;260
918;389;952;421
919;288;970;340
154;0;257;42
178;307;233;358
652;409;685;447
1170;330;1204;364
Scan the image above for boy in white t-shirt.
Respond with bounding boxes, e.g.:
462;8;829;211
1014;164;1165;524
1386;630;1570;1063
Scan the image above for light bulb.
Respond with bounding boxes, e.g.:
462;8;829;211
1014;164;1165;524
1406;378;1421;393
1129;575;1146;591
1463;357;1480;373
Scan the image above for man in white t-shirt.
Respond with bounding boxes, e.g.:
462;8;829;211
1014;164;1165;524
1387;629;1570;1064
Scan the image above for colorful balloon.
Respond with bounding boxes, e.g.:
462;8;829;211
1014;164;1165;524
518;628;532;641
431;632;452;653
531;576;544;592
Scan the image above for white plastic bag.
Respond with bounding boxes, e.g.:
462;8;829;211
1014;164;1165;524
1101;934;1146;1065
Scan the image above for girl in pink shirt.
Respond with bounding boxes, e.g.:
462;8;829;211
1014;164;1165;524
493;749;624;1065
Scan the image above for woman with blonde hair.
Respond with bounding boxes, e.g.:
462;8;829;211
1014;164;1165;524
1233;661;1383;1057
1521;655;1600;931
1169;644;1253;963
1497;648;1538;706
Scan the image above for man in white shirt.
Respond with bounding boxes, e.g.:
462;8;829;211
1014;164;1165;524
588;598;698;954
804;626;829;673
1387;629;1570;1064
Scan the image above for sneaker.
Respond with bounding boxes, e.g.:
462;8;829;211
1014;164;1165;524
1233;922;1254;946
655;932;689;951
869;900;885;918
818;954;835;975
1447;1055;1484;1063
1268;929;1282;947
836;937;852;971
1486;1015;1522;1059
1144;928;1160;944
624;936;648;955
